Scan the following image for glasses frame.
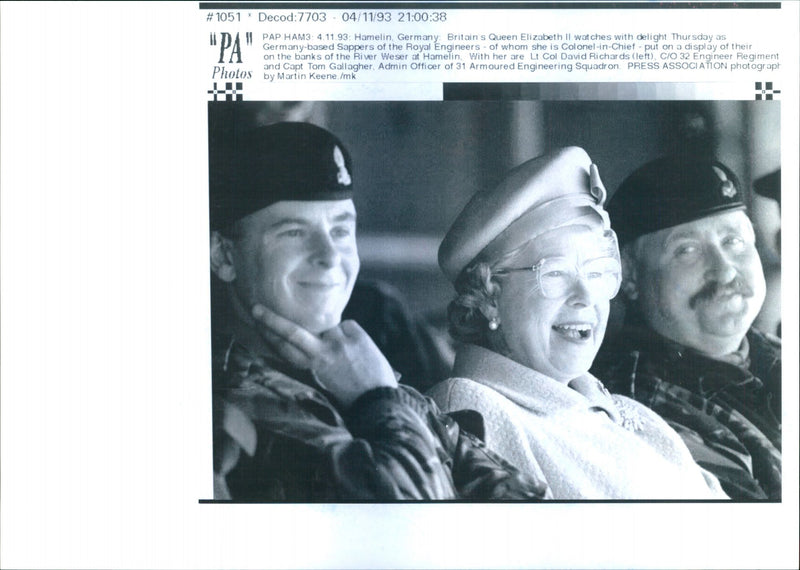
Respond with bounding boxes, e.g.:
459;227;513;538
494;255;622;300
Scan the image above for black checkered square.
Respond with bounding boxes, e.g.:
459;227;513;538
208;82;243;102
755;81;780;101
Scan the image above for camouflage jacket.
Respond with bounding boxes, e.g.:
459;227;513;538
592;326;781;500
212;331;550;501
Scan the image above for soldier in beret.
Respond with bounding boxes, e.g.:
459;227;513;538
429;147;726;499
592;156;781;500
208;121;548;501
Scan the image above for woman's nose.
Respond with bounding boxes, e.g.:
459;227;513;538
566;274;594;307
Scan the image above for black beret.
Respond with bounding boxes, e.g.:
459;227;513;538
608;155;746;245
209;122;354;230
753;169;781;204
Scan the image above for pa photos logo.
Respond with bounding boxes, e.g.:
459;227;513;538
755;82;780;100
210;32;253;63
209;32;253;100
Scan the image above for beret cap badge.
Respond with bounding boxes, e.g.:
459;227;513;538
720;180;736;198
334;145;352;186
712;165;737;198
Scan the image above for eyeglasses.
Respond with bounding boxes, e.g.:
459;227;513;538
495;255;622;300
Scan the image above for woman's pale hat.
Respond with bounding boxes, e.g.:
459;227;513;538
439;146;609;282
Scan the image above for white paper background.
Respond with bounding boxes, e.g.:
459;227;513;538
1;2;798;568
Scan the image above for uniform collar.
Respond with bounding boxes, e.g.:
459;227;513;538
453;344;621;423
212;300;316;390
614;324;759;395
715;334;750;367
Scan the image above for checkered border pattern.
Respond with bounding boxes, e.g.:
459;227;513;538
208;82;243;102
755;82;780;100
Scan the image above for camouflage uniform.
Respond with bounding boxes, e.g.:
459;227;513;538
593;326;781;500
208;123;547;501
212;328;550;501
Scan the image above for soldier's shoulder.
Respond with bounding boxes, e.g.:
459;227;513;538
749;327;782;351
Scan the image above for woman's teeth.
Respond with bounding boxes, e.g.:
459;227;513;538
553;323;592;339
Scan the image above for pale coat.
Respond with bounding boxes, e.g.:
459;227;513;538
428;344;728;500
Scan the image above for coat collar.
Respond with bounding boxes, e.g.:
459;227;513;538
452;344;621;424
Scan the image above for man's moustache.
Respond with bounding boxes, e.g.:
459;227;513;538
689;277;753;309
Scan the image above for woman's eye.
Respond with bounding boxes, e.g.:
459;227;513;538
280;228;304;238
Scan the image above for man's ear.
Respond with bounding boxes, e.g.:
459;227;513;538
620;246;639;301
210;231;236;283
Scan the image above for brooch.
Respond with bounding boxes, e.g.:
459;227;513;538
612;395;644;432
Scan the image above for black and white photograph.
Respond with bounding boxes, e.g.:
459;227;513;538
206;99;781;502
1;1;798;569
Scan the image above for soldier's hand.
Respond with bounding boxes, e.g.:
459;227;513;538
252;304;398;408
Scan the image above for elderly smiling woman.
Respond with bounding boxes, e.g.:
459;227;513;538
429;147;728;500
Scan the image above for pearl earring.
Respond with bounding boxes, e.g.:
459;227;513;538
488;318;499;331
